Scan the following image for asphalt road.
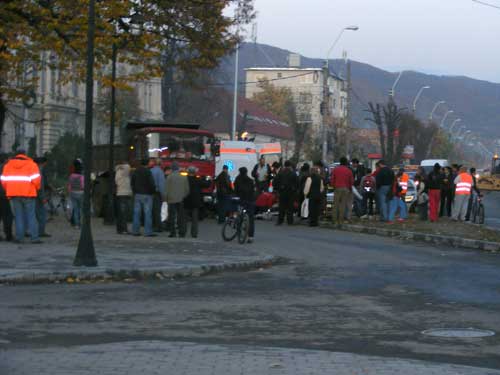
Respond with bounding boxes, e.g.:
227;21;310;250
1;220;500;371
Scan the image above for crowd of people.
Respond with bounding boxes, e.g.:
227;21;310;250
0;148;482;245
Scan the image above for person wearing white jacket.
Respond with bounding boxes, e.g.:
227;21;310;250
115;161;132;234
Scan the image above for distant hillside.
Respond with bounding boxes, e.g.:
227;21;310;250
215;42;500;141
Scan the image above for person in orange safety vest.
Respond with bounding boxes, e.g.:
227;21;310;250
0;149;42;243
451;166;472;221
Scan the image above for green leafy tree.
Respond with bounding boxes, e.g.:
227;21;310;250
44;132;85;186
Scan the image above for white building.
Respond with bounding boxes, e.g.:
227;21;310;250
2;53;162;155
245;64;347;141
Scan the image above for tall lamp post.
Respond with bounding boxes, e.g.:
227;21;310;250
449;118;462;133
429;100;445;121
389;71;403;98
412;85;430;112
322;25;359;162
231;41;240;141
440;110;454;127
74;0;97;266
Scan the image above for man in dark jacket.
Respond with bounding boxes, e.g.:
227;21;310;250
273;160;298;225
375;160;394;222
0;153;13;241
234;167;256;242
252;156;272;194
184;166;210;238
215;165;233;224
131;159;157;237
303;166;324;226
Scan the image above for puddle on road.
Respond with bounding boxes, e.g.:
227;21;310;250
422;328;495;338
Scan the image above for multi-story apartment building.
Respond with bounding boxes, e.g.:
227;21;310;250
245;61;347;142
2;53;162;155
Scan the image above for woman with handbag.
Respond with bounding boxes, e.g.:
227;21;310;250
303;166;324;227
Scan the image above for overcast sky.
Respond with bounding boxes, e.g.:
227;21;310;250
249;0;500;83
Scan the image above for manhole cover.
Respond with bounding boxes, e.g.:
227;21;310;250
422;328;495;338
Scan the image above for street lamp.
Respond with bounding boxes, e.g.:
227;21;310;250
322;25;359;162
429;101;445;121
449;118;462;133
412;85;430;112
454;126;467;139
389;71;404;98
440;110;454;127
74;0;98;267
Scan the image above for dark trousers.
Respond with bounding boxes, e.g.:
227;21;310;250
278;192;294;224
35;197;47;235
115;196;130;233
363;192;375;216
168;202;186;236
440;190;453;217
217;194;228;224
308;197;321;226
185;207;199;238
418;202;428;220
0;197;13;240
242;201;255;237
152;193;163;232
256;181;269;194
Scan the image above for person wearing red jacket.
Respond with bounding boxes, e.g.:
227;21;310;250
330;157;354;225
0;150;42;243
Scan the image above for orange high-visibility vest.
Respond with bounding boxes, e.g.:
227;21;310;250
455;173;473;195
398;173;409;194
0;154;41;198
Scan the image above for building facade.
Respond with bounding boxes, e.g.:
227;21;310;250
2;53;162;155
244;66;347;142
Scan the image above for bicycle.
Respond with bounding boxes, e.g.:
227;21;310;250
221;197;250;244
471;193;485;225
48;187;72;222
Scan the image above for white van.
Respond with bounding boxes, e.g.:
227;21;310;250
215;141;258;182
420;159;449;174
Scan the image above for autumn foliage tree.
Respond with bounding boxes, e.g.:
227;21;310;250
252;80;311;162
0;0;255;148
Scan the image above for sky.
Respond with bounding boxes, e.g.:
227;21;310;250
248;0;500;83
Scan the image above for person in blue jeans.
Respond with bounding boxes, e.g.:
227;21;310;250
375;160;394;222
388;176;408;223
11;197;39;242
131;159;157;237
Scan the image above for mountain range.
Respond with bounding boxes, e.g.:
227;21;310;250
215;42;500;145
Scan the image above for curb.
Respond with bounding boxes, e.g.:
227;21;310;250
322;223;500;253
0;255;287;286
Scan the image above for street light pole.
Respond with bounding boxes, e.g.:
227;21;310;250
74;0;97;267
389;71;403;98
449;118;462;133
322;25;358;162
231;42;239;141
429;100;445;121
412;85;430;112
440;110;454;127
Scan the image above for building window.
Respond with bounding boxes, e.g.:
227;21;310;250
299;92;313;105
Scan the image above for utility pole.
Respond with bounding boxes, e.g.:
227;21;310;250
231;42;239;141
345;59;352;159
321;62;329;162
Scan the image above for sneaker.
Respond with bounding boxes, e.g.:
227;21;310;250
360;215;369;219
386;221;395;225
40;233;52;238
247;237;254;243
397;218;406;223
144;233;157;237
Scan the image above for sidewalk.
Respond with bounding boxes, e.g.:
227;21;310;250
0;217;280;284
1;340;498;375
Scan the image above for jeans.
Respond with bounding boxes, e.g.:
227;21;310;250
115;195;131;233
11;197;39;242
132;194;153;235
376;185;391;221
35;197;47;235
70;192;83;227
388;197;408;221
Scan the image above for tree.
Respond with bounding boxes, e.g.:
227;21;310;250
251;80;311;162
0;0;255;148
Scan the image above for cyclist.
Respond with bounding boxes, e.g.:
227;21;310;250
234;167;256;243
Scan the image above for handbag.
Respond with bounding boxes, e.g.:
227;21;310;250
301;198;309;218
161;202;168;222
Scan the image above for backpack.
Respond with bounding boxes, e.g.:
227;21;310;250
362;176;375;192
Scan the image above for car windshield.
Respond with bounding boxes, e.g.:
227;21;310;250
145;132;214;161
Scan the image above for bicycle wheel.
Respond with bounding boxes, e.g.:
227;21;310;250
222;218;238;241
237;214;249;244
